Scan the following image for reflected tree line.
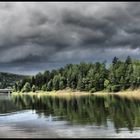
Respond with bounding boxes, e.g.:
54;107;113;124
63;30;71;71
11;94;140;133
0;95;21;114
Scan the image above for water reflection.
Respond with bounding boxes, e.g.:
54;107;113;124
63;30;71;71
0;94;21;114
11;94;140;133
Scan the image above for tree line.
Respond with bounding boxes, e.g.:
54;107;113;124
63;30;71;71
0;72;26;89
13;56;140;93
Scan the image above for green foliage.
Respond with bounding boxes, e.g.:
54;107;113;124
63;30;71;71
15;56;140;93
106;85;111;92
22;82;31;93
90;88;96;93
77;76;84;91
59;81;64;90
47;80;53;91
59;76;66;90
104;79;110;89
53;75;60;90
32;85;36;92
41;84;47;91
0;72;26;89
110;85;122;92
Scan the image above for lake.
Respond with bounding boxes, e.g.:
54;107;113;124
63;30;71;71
1;93;140;138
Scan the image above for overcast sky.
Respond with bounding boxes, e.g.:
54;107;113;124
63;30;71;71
0;2;140;75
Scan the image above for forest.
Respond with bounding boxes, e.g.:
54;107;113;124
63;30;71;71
13;56;140;93
0;72;26;89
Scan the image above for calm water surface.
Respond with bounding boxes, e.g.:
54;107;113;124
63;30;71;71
1;93;140;138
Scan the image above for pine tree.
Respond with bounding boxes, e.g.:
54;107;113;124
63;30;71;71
32;85;36;92
22;82;31;92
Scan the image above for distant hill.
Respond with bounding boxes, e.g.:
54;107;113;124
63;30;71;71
0;72;28;89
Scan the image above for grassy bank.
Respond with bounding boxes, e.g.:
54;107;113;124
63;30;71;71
92;89;140;100
12;89;90;98
12;89;140;100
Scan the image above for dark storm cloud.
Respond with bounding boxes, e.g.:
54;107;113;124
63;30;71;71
61;4;132;48
1;2;140;74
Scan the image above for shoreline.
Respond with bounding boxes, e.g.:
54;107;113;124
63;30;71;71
12;88;140;99
12;89;90;98
93;89;140;100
